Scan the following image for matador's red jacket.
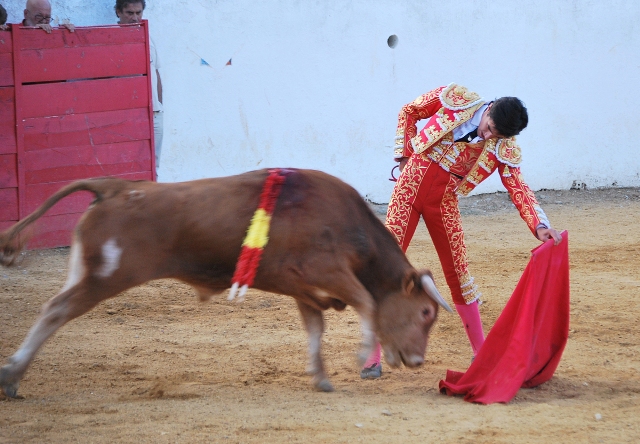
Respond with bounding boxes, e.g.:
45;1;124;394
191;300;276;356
393;83;550;235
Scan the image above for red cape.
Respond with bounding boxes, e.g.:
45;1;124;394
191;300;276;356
439;231;570;404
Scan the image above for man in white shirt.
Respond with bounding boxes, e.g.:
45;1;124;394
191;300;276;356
115;0;163;172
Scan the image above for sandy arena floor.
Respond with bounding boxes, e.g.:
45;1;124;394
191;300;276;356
1;187;639;443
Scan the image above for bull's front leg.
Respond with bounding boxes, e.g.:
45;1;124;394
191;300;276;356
354;302;377;367
294;300;333;392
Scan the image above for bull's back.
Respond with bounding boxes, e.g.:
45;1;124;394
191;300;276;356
77;172;266;276
75;169;391;290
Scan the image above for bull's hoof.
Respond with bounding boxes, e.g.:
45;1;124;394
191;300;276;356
0;367;20;398
314;379;334;392
360;363;382;379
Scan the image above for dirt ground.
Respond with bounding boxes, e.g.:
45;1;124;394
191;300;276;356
1;187;639;443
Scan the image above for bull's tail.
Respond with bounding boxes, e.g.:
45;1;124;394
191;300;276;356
0;178;126;266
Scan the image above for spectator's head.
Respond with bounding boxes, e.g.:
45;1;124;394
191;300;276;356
115;0;146;24
0;5;8;26
23;0;52;26
488;97;529;138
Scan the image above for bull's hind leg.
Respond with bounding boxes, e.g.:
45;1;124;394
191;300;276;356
295;300;334;392
0;279;120;398
0;240;126;398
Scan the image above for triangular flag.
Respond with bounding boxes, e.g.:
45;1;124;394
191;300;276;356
226;58;232;66
200;58;210;66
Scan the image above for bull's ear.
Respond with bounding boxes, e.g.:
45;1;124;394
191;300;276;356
402;269;418;295
418;270;453;313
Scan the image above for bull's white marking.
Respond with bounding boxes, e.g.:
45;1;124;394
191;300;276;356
306;320;323;374
96;238;122;278
9;237;88;373
60;238;85;293
128;189;145;200
10;346;31;367
11;300;72;371
358;316;376;363
359;317;375;343
313;288;330;298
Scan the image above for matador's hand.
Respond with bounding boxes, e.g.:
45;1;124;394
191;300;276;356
537;227;563;245
398;157;408;173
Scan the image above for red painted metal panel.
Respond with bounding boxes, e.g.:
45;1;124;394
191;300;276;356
26;213;81;249
21;43;147;83
11;24;28;221
24;140;152;184
0;154;17;187
0;87;16;154
0;53;13;86
23;108;150;150
0;188;18;221
21;76;149;119
0;220;15;232
25;186;93;217
0;30;11;53
24;140;150;171
19;25;146;51
1;22;155;250
25;161;151;185
23;171;152;216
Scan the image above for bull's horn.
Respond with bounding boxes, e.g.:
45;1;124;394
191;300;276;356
420;275;453;313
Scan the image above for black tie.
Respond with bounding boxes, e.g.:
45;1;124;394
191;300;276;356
455;128;478;143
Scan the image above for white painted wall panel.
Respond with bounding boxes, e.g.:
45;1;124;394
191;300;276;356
5;1;639;202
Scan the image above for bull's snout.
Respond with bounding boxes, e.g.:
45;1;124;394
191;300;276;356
402;353;424;368
383;347;425;369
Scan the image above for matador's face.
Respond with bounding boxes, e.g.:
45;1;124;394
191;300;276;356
477;103;505;140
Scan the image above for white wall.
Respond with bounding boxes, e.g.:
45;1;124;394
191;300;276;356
6;0;640;202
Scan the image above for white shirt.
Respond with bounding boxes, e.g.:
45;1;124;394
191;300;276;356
149;37;163;113
452;103;487;143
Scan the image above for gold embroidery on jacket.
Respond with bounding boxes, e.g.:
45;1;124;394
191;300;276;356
496;138;522;166
440;83;484;110
395;87;444;157
411;104;483;155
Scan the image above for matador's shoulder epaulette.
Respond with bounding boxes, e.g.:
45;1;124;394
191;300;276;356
495;137;522;167
439;83;484;111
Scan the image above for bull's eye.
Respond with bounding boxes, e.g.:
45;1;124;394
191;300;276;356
422;308;431;317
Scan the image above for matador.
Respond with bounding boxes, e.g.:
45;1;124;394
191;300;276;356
361;83;563;379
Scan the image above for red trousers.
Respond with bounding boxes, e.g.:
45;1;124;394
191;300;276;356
386;154;480;305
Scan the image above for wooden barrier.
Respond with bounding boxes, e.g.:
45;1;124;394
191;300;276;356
0;22;156;249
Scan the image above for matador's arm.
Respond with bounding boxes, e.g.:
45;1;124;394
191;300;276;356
393;86;446;160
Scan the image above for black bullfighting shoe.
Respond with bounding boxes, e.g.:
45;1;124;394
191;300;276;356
360;363;382;379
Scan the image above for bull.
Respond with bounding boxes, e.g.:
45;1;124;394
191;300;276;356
0;168;450;398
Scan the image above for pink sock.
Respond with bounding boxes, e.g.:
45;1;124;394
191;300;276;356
363;342;381;368
455;302;485;356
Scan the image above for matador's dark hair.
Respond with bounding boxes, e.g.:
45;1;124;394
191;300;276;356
115;0;146;15
489;97;529;138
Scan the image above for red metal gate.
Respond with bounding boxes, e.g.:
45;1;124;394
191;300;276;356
0;22;156;249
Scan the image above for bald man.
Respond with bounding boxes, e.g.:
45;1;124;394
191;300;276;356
23;0;74;33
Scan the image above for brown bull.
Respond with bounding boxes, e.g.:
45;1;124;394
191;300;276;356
0;168;450;397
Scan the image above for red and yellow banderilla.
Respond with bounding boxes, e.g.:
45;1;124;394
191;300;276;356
228;169;286;301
